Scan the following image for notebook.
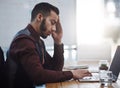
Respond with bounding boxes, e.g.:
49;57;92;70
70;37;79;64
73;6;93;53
64;65;89;70
79;46;120;82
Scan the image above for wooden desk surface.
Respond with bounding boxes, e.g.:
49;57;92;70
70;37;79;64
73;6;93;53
46;79;120;88
45;61;120;88
35;60;120;88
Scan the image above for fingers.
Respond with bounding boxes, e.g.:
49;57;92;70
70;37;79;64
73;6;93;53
71;69;92;79
52;18;63;44
56;18;63;34
54;17;61;32
80;70;92;78
84;70;92;76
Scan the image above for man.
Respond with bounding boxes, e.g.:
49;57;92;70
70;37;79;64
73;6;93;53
6;2;91;88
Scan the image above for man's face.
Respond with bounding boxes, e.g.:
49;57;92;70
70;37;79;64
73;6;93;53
39;11;58;39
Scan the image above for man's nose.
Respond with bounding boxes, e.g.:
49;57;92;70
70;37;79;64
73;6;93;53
52;26;56;32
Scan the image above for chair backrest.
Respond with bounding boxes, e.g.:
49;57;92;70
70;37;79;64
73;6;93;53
0;47;5;70
0;46;7;87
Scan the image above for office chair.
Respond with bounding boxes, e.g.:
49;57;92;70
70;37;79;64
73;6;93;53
0;46;7;88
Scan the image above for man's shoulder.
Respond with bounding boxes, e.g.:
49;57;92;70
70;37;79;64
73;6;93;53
15;29;31;38
13;29;35;43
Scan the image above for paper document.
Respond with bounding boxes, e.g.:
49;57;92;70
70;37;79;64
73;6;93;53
64;65;88;70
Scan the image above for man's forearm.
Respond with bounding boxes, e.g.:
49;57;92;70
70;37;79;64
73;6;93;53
53;43;64;70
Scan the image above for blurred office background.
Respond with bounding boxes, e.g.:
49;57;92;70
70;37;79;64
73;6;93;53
0;0;120;64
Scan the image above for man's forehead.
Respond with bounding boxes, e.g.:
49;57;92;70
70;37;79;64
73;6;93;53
49;10;59;22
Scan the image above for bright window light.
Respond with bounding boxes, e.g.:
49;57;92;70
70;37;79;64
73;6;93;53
76;0;104;45
106;1;116;13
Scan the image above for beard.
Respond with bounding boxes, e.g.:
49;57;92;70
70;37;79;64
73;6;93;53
39;19;47;39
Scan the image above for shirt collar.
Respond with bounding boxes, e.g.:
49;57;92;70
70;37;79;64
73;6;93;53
26;24;40;41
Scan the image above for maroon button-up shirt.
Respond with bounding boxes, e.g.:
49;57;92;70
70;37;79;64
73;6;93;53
7;24;73;88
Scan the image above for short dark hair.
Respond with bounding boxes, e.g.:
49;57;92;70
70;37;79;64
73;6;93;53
31;2;59;21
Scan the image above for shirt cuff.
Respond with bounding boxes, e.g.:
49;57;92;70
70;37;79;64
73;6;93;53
54;43;64;53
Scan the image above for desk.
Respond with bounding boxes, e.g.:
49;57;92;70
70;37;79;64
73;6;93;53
46;61;120;88
46;79;120;88
36;61;120;88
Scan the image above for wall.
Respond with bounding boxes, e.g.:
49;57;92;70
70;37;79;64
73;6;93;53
0;0;76;51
